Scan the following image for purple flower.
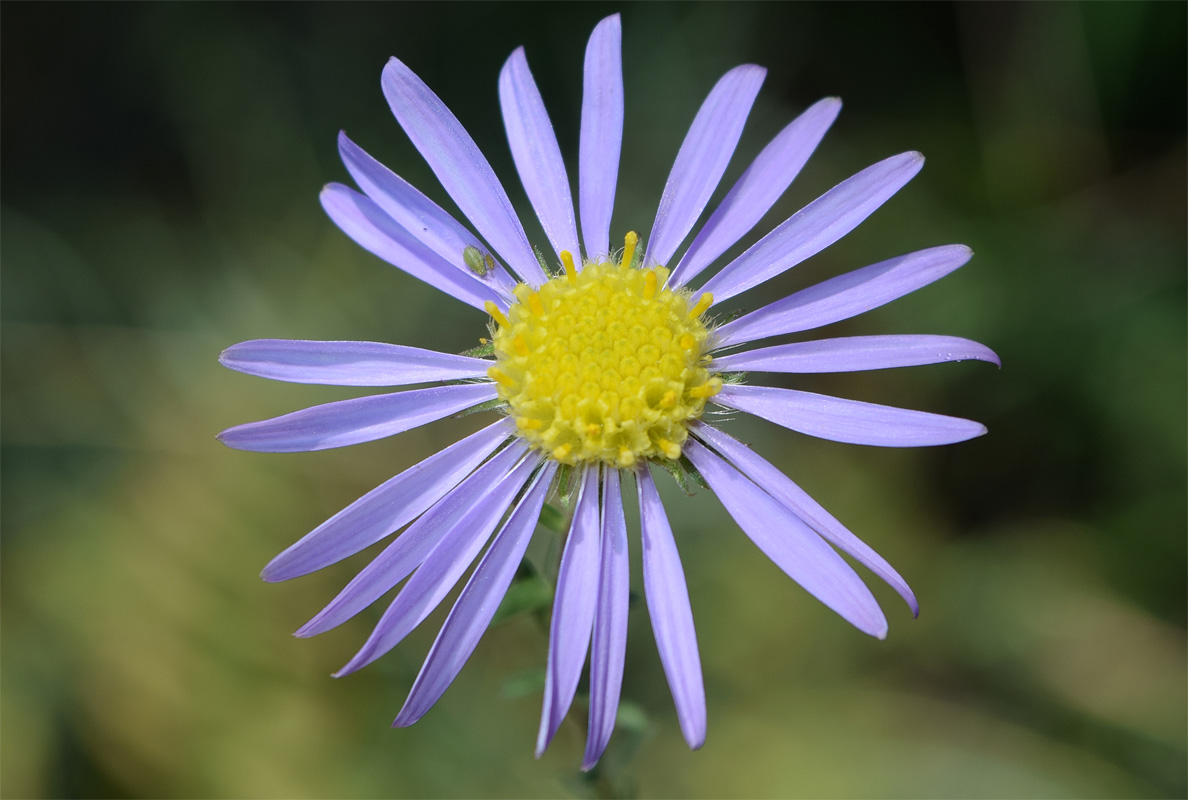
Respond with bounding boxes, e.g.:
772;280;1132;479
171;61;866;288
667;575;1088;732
219;14;996;768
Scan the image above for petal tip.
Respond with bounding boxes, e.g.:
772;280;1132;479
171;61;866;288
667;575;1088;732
856;611;889;639
737;63;767;81
580;738;610;772
817;97;843;118
901;586;921;618
501;46;527;74
293;621;318;638
319;182;345;204
391;708;418;728
535;714;563;759
216;426;264;452
579;750;603;772
936;243;974;268
259;562;287;583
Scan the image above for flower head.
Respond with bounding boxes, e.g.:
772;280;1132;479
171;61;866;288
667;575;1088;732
219;14;996;768
487;246;719;467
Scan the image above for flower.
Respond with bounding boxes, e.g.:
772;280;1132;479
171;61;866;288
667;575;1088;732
218;14;996;768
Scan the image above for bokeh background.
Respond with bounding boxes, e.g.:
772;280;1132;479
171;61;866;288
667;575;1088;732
2;2;1185;798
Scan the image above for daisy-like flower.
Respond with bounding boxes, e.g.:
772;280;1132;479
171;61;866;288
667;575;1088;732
219;15;996;767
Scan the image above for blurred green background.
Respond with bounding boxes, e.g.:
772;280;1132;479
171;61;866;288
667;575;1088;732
2;2;1184;797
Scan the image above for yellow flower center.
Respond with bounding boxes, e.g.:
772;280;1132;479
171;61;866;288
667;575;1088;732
485;233;721;468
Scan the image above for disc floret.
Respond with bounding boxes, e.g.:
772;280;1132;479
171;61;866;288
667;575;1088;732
486;234;720;467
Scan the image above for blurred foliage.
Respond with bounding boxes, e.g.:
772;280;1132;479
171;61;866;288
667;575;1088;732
2;2;1185;798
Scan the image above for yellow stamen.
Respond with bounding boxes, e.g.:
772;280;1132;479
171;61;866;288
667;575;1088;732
513;335;530;357
688;378;722;398
643;270;657;300
680;334;696;351
552;443;572;461
688;292;713;318
516;417;542;430
560;250;577;281
485;301;510;328
658;438;681;460
620;231;638;269
528;293;545;317
487;367;514;387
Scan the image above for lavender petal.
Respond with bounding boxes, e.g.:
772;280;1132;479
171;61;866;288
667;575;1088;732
264;418;512;583
334;452;541;676
381;57;546;285
500;47;580;260
699;152;925;303
713;335;1000;374
393;461;557;727
684;438;888;637
321;183;509;311
637;467;706;750
691;421;917;616
220;339;492;386
715;384;988;447
536;465;602;756
715;244;974;347
217;381;497;453
582;468;630;770
338;132;518;295
578;14;624;260
296;440;528;636
645;65;766;268
670;97;841;288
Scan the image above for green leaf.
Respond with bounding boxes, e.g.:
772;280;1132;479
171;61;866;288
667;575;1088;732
538;503;568;533
492;573;553;625
533;244;552;275
615;700;651;733
461;340;495;358
629;238;644;269
554;463;581;510
453;397;505;418
679;454;709;490
500;667;546;699
657;455;706;496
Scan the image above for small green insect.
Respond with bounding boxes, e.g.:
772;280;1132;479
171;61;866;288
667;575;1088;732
463;245;495;277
